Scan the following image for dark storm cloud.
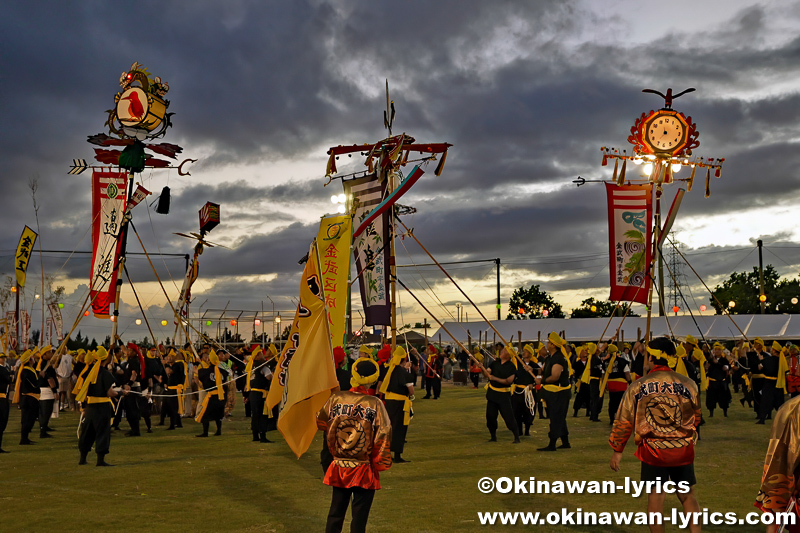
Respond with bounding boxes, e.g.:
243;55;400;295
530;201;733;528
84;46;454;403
3;0;800;326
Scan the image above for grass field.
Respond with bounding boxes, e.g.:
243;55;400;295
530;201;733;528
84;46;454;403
0;384;771;532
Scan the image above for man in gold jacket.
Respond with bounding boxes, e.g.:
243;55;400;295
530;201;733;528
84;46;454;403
609;337;702;533
317;357;392;533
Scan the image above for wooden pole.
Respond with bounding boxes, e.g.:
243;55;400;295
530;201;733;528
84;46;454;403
467;330;472;352
518;330;523;353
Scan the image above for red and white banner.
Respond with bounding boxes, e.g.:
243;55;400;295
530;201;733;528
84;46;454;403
90;170;130;318
606;183;653;305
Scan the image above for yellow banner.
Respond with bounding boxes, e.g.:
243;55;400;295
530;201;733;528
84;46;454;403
316;214;352;350
14;226;38;288
266;240;338;457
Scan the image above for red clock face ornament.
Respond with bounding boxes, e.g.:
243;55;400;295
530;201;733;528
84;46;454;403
645;111;687;153
628;109;699;157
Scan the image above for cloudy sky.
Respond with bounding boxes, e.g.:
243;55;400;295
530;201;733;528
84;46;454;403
3;0;800;344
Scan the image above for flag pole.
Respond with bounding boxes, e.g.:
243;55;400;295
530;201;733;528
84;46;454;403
644;182;662;342
111;172;135;343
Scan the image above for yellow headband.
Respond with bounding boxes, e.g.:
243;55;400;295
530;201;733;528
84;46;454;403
585;342;597;356
548;331;565;347
754;337;765;348
251;346;263;358
209;350;219;366
607;344;619;354
268;344;278;356
685;335;698;346
647;346;677;368
350;357;380;388
772;341;783;352
19;349;32;365
391;346;407;365
523;344;536;356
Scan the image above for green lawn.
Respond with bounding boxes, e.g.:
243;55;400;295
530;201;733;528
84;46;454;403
0;385;770;532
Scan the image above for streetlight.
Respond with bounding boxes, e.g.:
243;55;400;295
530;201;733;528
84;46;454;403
275;313;282;344
793;297;799;305
331;192;348;214
135;319;142;325
455;303;461;322
728;301;735;310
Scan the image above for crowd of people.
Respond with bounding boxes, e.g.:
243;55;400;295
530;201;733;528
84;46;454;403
1;332;799;531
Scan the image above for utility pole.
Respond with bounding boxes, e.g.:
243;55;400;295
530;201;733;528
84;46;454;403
758;239;765;314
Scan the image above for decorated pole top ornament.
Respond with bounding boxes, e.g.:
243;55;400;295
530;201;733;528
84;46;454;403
107;62;172;141
72;62;195;181
595;87;724;197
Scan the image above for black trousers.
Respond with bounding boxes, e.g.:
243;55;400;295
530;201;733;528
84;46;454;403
384;399;408;454
589;380;603;421
166;395;182;428
112;397;124;428
79;403;113;456
470;372;480;387
541;389;570;441
752;377;765;415
608;390;624;424
0;397;8;449
486;392;519;438
124;394;141;434
573;383;590;415
759;381;785;421
511;392;532;434
20;395;38;441
138;395;152;429
38;398;55;433
425;377;441;398
706;382;730;413
249;391;268;434
325;486;376;533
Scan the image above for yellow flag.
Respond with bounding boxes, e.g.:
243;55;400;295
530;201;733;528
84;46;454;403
315;214;352;351
266;240;338;457
14;226;38;288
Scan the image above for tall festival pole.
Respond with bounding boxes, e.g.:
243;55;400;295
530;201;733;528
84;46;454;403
596;88;724;338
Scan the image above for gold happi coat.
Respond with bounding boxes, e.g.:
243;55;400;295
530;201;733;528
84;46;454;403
756;395;800;519
316;390;392;490
609;367;701;467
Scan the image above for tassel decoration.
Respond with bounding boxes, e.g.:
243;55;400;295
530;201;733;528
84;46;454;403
617;158;627;186
155;186;171;214
687;165;696;191
611;158;619;183
434;149;448;176
326;152;337;176
704;168;711;198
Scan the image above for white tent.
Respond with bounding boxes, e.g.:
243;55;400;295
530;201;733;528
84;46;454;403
428;314;800;345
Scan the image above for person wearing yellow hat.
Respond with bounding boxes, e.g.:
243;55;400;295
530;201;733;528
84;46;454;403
756;341;787;425
164;349;185;430
705;343;731;417
571;345;590;418
36;346;59;438
77;346;117;466
482;345;521;444
748;338;769;418
245;346;273;443
536;332;572;451
610;337;702;526
316;357;392;533
422;344;443;400
13;349;40;445
586;342;605;422
195;350;225;437
0;352;11;453
380;346;415;462
512;345;537;437
599;342;632;426
469;346;484;388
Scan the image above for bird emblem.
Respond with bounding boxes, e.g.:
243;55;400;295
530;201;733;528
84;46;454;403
120;90;145;122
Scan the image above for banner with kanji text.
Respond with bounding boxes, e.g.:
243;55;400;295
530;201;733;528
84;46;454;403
90;170;130;318
606;183;653;305
316;214;352;350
